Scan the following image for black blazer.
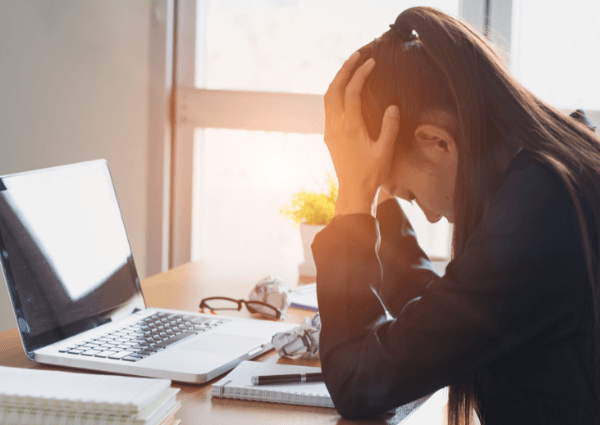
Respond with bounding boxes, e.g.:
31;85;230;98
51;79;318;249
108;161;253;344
312;149;596;424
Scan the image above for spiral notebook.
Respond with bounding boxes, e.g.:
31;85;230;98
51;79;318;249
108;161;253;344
211;361;435;421
211;361;334;408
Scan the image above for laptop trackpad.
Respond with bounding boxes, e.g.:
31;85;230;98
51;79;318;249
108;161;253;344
179;333;264;355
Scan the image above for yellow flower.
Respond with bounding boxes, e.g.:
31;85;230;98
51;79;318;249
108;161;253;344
280;174;337;225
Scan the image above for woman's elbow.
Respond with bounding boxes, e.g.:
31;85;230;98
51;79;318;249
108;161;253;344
331;393;376;420
320;341;392;419
323;371;382;420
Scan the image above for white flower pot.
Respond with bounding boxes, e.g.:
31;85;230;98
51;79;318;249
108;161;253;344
298;223;326;277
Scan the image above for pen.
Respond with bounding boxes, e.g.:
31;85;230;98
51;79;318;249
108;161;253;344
251;372;323;385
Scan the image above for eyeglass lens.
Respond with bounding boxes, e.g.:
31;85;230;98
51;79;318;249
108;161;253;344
201;298;279;319
245;301;278;318
202;298;240;310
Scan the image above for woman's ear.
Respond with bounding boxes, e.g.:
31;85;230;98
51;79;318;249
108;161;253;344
414;124;457;165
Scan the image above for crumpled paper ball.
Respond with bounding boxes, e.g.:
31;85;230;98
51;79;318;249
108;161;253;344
272;312;321;359
248;275;290;318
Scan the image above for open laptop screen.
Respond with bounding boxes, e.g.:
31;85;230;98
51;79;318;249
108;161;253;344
0;160;145;358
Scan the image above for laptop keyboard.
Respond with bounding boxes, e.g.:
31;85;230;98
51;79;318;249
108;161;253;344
60;312;227;362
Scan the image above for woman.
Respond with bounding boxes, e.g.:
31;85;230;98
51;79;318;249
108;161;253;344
313;6;600;425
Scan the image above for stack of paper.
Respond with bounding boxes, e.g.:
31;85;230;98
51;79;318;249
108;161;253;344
288;283;318;311
0;366;180;425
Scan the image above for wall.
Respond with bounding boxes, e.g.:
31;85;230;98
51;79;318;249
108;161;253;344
0;0;150;332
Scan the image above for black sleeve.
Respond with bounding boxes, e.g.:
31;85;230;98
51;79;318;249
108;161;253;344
375;198;439;317
312;163;588;419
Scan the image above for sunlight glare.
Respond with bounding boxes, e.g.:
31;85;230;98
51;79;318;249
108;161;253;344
263;155;293;189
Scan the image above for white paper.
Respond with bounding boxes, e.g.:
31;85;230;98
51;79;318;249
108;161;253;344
288;283;318;311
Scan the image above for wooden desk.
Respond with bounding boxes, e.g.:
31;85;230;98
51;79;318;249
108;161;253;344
0;260;447;424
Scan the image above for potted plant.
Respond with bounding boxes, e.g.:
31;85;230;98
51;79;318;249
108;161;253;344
280;174;337;277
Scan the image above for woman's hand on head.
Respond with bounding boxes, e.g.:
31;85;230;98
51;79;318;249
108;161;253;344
324;52;400;216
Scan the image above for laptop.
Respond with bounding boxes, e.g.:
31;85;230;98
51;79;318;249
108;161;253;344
0;160;296;383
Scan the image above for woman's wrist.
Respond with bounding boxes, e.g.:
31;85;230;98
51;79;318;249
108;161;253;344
335;188;377;216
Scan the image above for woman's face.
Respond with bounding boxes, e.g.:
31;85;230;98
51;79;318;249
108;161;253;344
381;131;458;223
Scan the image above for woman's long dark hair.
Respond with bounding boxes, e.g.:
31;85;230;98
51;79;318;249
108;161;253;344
355;6;600;425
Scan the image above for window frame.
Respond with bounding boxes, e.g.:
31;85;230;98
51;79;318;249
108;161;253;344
150;0;515;270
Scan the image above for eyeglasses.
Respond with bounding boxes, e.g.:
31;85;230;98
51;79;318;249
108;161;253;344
199;297;284;320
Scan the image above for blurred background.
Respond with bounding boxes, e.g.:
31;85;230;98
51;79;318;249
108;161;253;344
0;0;598;333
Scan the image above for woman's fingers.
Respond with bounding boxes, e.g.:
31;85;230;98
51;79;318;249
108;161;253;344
324;51;361;113
377;105;400;157
344;58;376;126
323;53;398;212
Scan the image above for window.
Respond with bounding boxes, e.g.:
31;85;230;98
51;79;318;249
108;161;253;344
197;0;459;94
164;1;598;276
183;0;460;279
510;0;600;110
192;129;334;270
